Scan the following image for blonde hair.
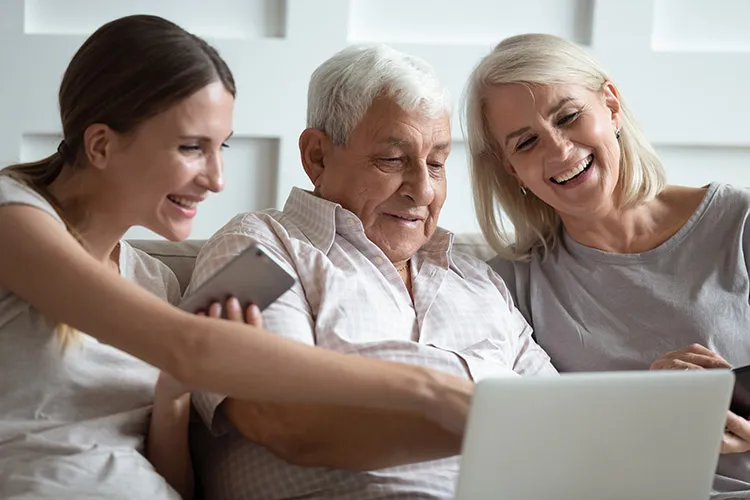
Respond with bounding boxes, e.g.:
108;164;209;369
462;33;666;260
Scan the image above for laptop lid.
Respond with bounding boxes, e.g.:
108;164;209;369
455;370;733;500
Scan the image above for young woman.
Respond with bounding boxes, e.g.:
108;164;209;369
0;15;473;498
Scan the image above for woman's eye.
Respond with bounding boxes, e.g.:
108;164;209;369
516;137;536;152
179;145;202;152
221;142;230;149
558;112;580;126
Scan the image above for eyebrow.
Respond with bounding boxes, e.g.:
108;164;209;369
503;97;577;147
179;131;234;142
379;137;451;151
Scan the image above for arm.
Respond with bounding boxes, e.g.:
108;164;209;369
147;373;193;499
223;399;462;471
0;205;471;433
188;231;463;470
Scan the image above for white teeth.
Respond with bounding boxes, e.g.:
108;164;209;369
168;196;199;209
553;156;593;184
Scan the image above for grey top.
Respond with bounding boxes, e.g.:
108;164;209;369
0;175;182;499
491;183;750;500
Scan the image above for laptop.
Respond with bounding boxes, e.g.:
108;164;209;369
455;370;734;500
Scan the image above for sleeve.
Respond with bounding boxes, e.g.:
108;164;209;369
188;227;317;436
487;264;557;377
488;254;535;329
0;176;64;226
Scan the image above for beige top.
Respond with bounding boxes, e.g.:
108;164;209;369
0;175;182;499
188;187;557;500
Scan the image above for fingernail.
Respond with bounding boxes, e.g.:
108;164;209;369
230;297;240;310
250;304;260;317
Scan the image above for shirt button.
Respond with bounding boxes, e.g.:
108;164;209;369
375;257;384;265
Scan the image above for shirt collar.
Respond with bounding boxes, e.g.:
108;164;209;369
282;187;464;278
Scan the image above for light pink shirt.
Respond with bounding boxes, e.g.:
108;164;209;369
189;187;556;500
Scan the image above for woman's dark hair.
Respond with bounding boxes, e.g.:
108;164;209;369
3;14;235;186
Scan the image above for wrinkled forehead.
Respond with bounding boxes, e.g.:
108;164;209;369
355;98;452;152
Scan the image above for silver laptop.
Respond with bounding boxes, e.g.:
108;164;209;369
455;370;734;500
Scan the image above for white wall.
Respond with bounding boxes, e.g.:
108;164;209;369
2;0;749;240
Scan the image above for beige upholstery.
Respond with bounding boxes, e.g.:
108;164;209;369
129;233;496;294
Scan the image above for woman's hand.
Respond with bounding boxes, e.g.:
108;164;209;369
650;343;731;371
651;343;749;454
199;296;263;327
722;411;750;454
419;370;475;436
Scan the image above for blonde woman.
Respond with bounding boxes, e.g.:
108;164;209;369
0;14;472;499
464;33;750;497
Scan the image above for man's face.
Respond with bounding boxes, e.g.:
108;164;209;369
314;98;451;263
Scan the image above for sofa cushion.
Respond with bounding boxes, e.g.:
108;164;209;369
128;233;495;294
128;239;205;294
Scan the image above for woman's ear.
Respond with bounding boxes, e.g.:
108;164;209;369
82;124;115;170
602;81;622;128
299;128;331;191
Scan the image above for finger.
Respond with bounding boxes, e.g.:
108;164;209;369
651;358;702;371
208;302;222;318
672;352;731;370
245;304;263;328
226;297;243;322
678;343;727;361
721;431;750;454
196;311;206;316
726;412;750;441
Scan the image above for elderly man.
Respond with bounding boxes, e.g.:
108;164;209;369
188;44;557;500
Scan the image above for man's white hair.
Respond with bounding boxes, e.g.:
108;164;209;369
307;43;451;145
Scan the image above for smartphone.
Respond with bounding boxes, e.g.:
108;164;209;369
730;365;750;418
179;243;296;318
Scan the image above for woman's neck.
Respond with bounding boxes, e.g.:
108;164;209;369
559;185;704;254
47;167;127;265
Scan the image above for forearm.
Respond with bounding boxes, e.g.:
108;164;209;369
0;207;464;424
147;393;194;499
224;400;462;471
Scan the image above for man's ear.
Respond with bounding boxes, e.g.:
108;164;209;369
82;123;116;170
299;128;331;191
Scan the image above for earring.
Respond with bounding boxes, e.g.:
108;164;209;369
615;128;621;139
519;184;528;196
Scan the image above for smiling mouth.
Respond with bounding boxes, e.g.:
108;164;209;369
167;195;200;209
388;214;422;223
551;155;593;185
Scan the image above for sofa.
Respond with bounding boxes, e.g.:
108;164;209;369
128;233;498;294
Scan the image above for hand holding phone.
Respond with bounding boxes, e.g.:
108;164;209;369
180;243;295;319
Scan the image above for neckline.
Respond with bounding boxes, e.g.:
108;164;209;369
561;183;720;264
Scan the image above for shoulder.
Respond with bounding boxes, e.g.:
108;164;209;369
0;175;64;225
121;242;182;305
710;183;750;212
203;209;290;249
